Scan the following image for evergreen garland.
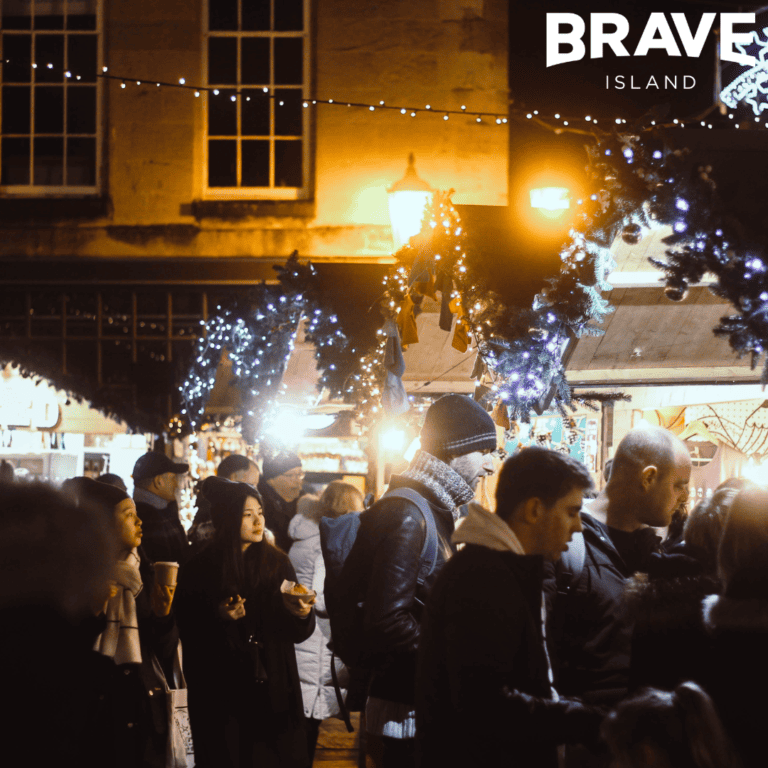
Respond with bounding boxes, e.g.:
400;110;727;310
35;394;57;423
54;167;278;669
585;129;768;382
0;346;162;434
356;190;616;423
180;252;354;443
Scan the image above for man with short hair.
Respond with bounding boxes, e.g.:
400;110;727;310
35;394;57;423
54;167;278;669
547;425;692;704
257;450;305;552
132;451;190;564
338;394;497;768
416;447;600;768
188;454;260;545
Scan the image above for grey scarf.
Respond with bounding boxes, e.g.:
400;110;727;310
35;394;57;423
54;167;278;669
400;450;476;520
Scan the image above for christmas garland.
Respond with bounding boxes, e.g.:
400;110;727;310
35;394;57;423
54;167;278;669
351;190;617;424
179;252;360;444
583;128;768;383
0;345;163;434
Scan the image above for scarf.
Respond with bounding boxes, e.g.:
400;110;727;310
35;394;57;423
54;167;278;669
452;502;526;554
94;549;143;665
399;450;476;520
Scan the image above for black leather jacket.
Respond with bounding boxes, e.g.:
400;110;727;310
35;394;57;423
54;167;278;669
339;475;455;705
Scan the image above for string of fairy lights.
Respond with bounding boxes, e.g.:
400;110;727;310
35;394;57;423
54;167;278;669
2;58;766;133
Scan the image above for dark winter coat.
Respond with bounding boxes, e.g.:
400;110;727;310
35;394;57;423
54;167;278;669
546;513;636;703
258;477;299;553
134;497;190;565
0;606;116;768
335;475;455;706
546;512;699;703
110;553;180;768
624;571;719;693
698;595;768;767
175;542;315;768
417;544;604;768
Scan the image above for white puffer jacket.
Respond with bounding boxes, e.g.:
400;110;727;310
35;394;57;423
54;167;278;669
287;496;348;720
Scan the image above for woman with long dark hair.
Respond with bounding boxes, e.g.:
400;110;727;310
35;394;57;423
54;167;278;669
62;476;180;768
175;476;315;768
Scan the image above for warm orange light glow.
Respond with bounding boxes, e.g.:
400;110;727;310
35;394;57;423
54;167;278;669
511;163;585;241
387;154;433;251
530;187;570;211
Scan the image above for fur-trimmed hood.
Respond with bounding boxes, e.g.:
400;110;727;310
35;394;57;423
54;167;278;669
702;594;768;634
624;573;720;630
287;495;322;542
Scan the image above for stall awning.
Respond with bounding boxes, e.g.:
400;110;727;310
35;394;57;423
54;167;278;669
567;285;756;386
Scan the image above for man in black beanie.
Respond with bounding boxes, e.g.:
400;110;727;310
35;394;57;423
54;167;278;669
257;450;304;552
336;394;497;768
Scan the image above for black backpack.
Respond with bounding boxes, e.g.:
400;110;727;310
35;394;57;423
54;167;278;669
319;486;439;669
318;487;439;729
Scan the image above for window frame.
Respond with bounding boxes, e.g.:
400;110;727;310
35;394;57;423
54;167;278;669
0;0;103;196
202;0;310;200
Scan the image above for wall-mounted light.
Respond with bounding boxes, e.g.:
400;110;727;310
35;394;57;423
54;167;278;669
387;153;433;251
530;186;570;216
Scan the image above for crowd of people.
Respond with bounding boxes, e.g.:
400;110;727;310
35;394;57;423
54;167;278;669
0;395;761;767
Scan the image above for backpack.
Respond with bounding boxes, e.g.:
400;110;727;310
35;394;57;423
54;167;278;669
319;486;440;730
319;486;439;669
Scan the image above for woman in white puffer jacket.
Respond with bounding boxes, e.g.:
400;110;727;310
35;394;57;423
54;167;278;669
288;480;365;764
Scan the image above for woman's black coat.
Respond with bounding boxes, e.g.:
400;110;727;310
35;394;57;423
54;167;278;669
175;541;315;768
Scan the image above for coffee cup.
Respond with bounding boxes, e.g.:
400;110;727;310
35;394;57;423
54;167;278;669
153;561;179;587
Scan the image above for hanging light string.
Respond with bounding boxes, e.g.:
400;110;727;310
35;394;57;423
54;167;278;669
1;59;758;133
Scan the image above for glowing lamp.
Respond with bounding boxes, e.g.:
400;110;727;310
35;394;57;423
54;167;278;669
387;154;433;251
530;186;570;212
380;426;407;455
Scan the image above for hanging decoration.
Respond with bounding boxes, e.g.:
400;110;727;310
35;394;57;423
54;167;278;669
719;20;768;118
347;188;618;424
179;252;354;443
583;129;768;383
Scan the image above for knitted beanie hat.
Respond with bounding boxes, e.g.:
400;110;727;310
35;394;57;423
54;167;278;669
420;394;497;457
201;475;262;531
262;450;302;481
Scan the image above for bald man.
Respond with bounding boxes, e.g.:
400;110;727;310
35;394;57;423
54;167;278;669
546;426;692;709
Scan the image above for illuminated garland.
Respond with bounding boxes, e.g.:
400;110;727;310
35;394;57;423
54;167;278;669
179;252;354;443
589;132;768;382
348;191;615;424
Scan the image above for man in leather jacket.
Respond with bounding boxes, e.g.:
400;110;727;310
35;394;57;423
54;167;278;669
416;448;603;768
339;395;497;768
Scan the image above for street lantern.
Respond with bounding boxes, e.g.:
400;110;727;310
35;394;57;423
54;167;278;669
387;154;433;251
530;186;570;218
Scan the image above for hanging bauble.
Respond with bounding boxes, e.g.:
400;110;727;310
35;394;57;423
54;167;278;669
664;283;689;302
231;320;252;354
621;223;643;245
